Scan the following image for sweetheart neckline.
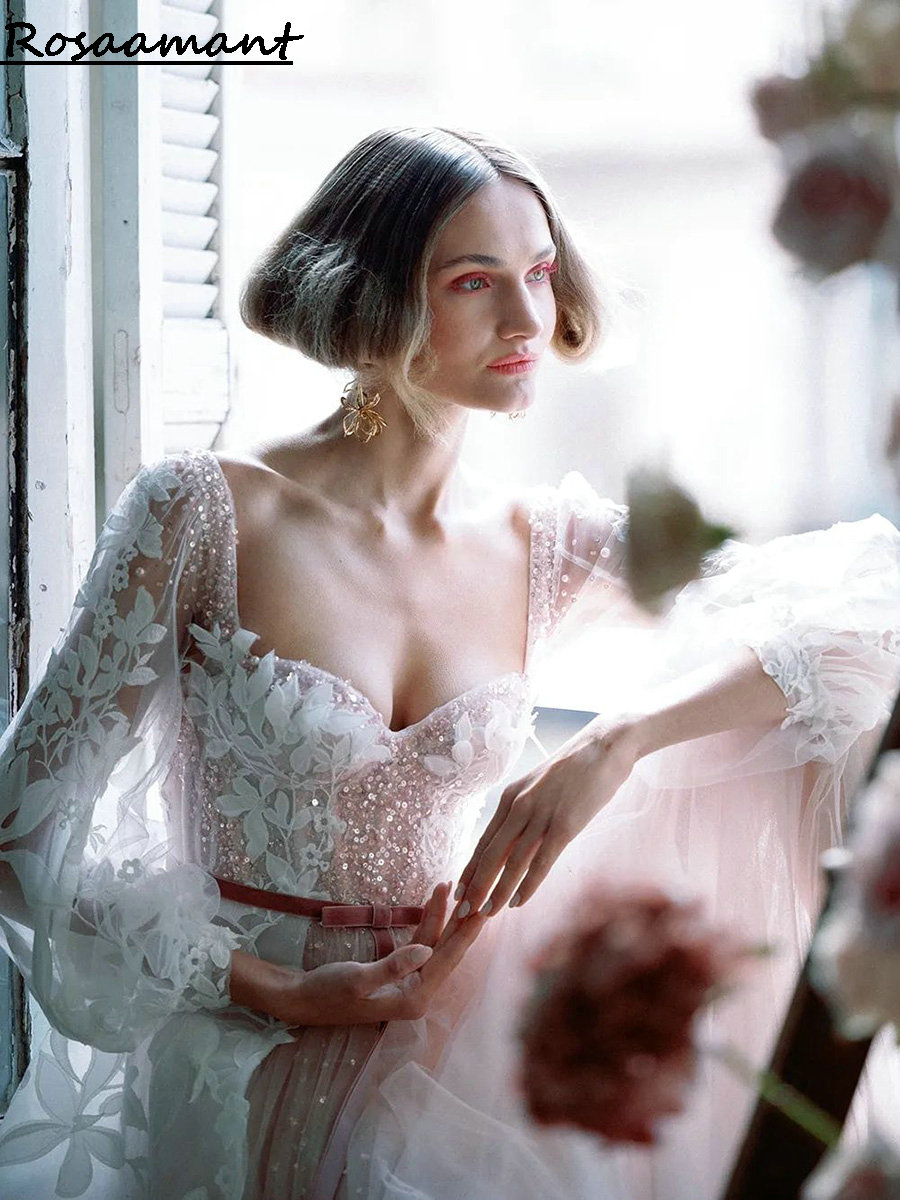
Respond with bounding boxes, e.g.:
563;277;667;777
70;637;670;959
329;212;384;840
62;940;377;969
257;647;532;739
198;449;544;738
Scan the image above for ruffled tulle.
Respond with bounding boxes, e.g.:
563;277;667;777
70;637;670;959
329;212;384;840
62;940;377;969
330;499;900;1200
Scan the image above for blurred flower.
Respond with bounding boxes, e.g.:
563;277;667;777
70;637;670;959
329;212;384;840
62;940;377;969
810;749;900;1038
843;0;900;95
802;1129;900;1200
750;52;858;142
772;128;896;278
624;466;736;616
516;884;752;1146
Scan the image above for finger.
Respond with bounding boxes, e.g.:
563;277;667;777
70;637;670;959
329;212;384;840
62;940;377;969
410;881;451;947
456;806;535;917
454;790;519;901
422;909;490;982
431;900;471;954
481;830;546;915
355;941;434;998
503;829;569;910
433;882;498;952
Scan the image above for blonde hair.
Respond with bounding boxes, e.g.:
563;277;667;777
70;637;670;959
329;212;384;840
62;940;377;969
240;125;614;446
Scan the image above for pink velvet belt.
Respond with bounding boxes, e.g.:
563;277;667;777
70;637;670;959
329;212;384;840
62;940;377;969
212;873;425;960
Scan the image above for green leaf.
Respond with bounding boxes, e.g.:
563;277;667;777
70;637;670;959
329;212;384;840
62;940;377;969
214;795;252;819
77;634;99;683
122;667;157;687
244;809;268;860
0;1120;70;1165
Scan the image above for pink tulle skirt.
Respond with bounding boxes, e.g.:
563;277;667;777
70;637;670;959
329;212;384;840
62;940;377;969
229;712;897;1200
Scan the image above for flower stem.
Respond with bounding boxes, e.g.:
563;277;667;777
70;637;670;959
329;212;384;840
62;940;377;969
707;1042;842;1149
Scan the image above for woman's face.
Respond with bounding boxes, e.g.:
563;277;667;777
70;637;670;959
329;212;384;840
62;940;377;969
418;176;558;415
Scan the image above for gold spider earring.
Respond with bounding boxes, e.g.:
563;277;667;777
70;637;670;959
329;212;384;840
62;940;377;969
339;378;387;442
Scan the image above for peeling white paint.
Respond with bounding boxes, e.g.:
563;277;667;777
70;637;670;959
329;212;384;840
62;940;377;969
24;0;95;667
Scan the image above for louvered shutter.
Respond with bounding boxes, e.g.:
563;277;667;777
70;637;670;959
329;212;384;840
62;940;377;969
159;0;233;451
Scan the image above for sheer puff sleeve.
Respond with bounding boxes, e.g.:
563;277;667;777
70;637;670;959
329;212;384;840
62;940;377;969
0;450;241;1052
541;469;900;782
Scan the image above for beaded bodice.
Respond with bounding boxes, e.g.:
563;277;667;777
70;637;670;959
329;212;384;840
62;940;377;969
170;450;569;907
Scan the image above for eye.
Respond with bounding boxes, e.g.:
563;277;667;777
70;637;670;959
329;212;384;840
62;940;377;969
527;261;559;284
451;274;490;293
449;260;559;294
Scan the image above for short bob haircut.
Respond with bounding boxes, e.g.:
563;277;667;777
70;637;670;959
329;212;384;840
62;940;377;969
240;125;615;446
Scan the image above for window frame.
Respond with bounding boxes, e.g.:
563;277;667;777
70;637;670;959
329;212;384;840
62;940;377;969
0;0;27;1120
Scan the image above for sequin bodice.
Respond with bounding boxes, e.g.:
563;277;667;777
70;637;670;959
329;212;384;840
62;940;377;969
171;450;563;907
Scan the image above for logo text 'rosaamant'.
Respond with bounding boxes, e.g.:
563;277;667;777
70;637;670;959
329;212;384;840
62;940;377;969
4;20;304;64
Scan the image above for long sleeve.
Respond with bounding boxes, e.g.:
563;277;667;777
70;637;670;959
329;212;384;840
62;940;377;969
0;451;241;1052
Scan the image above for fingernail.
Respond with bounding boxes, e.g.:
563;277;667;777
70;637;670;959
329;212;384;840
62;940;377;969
509;893;521;908
454;882;465;901
457;900;470;919
480;899;493;916
409;945;432;964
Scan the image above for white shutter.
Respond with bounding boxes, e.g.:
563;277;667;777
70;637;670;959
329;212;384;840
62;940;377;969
159;0;234;451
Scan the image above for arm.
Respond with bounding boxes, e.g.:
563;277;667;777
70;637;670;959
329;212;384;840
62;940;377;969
0;452;241;1051
455;477;900;917
614;645;790;762
544;475;900;772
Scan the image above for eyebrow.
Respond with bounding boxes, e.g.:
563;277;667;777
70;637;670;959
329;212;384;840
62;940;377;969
435;244;557;271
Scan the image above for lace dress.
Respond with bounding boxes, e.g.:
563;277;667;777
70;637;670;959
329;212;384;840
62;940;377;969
0;446;898;1200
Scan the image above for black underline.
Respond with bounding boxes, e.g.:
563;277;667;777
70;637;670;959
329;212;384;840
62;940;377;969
0;59;293;65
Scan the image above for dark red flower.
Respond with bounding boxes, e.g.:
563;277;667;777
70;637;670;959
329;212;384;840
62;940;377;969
773;133;895;276
517;885;750;1146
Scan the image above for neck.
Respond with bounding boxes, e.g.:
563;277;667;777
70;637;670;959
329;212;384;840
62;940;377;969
315;384;471;526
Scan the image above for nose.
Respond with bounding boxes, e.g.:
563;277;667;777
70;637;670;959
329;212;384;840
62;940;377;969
496;281;544;342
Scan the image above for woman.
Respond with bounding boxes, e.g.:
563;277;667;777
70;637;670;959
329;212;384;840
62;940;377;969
0;125;898;1200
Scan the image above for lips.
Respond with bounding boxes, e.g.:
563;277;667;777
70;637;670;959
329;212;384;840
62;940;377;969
487;354;539;376
488;353;538;367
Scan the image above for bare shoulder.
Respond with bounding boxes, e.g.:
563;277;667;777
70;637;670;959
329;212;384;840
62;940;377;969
462;464;533;543
209;450;282;537
510;490;533;537
210;438;330;540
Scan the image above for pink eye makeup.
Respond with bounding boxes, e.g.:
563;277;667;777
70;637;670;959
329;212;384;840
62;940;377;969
450;259;559;293
528;260;559;284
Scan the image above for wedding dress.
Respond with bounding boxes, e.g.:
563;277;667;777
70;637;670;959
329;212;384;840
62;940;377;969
0;445;898;1200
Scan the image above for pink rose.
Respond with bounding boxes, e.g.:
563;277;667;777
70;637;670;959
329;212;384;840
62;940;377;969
516;884;751;1146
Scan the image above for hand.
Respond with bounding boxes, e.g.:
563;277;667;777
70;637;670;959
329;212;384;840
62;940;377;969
261;881;491;1027
452;717;642;920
